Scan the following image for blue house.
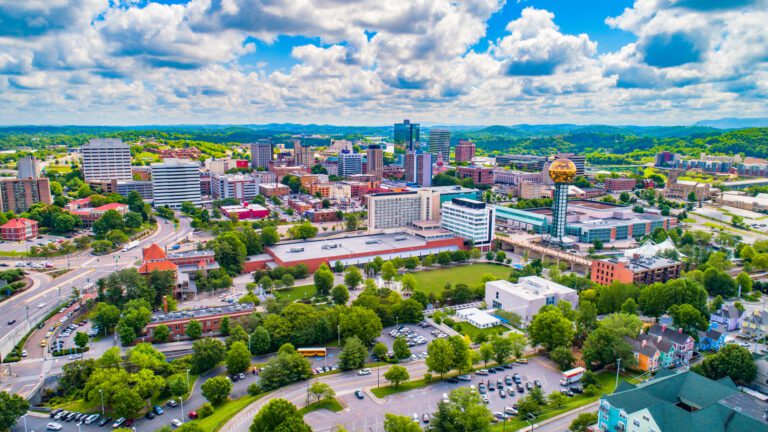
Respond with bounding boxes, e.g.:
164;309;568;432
710;305;741;331
698;323;727;352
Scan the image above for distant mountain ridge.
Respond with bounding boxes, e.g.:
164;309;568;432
693;118;768;129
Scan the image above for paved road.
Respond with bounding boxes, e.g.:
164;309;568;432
0;217;193;396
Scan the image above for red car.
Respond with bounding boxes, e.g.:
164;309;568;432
188;411;198;419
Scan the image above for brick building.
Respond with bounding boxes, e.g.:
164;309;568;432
456;166;494;185
591;256;682;285
0;218;39;241
454;140;476;163
604;177;637;192
144;304;256;341
258;183;291;198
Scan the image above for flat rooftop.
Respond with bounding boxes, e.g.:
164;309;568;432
569;200;622;210
606;256;680;271
149;303;255;324
167;249;215;259
488;276;575;300
268;232;433;262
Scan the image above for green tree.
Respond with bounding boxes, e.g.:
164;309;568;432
340;306;383;346
528;308;574;352
344;266;363;289
426;338;455;379
479;343;494;366
570;412;599;432
331;284;349;305
258;344;312;391
92;209;125;238
393;336;411;361
692;344;757;385
226;341;252;375
373;342;388;360
313;266;334;296
201;376;233;405
308;382;335;403
491;335;513;365
345;214;359;231
431;388;492;431
669;304;708;337
128;343;166;371
250;398;311;432
191;338;226;373
620;298;638;315
288;221;318;240
549;346;575;370
260;226;279;246
0;391;29;431
220;316;231;336
736;272;753;294
225;324;249;349
169;376;188;397
338;336;368;370
384;365;410;387
400;273;417;294
152;324;170;342
250;327;271;355
186;320;203;339
381;261;396;283
211;231;248;275
124;211;143;229
92;302;120;333
111;387;144;419
548;390;567;408
383;413;421;432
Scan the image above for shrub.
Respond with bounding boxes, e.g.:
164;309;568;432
198;402;214;418
248;383;262;396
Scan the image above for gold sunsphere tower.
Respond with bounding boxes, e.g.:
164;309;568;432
547;157;577;248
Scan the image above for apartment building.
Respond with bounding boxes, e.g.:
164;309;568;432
151;159;202;209
0;177;52;213
591;256;683;285
17;156;40;179
249;140;273;169
338;150;364;177
367;189;439;231
81;138;132;181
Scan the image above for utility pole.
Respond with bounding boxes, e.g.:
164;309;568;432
615;358;621;389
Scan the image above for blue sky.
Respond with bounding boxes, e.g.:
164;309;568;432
0;0;765;125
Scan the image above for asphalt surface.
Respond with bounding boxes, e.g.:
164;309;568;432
0;217;193;397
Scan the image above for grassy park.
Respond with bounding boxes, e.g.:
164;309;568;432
410;263;510;296
274;284;315;301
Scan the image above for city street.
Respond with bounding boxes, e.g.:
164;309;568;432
0;217;194;397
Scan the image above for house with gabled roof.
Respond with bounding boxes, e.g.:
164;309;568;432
137;243;218;300
637;333;676;368
710;305;741;331
598;369;768;432
648;324;695;364
624;336;661;372
698;323;727;352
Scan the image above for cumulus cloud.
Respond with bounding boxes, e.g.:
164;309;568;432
0;0;766;125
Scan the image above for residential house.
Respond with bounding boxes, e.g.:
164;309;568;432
710;305;741;331
741;310;768;338
598;369;768;432
637;333;677;369
698;323;727;352
751;353;768;394
624;336;661;372
647;324;695;364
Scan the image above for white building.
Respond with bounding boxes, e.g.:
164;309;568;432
485;276;578;325
17;156;40;179
151;159;202;209
338;150;363;177
367;189;440;232
210;173;261;201
440;198;495;249
81;138;132;181
456;307;501;329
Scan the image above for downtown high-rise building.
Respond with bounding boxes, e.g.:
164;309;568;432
0;177;52;213
17;156;40;179
366;144;384;179
428;129;451;162
294;140;315;167
454;140;476;164
338;150;364;178
394;119;420;151
151;159;202;209
250;140;273;169
81;138;132;182
404;150;432;187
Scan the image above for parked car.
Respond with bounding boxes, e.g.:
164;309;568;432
188;411;198;419
84;414;100;425
476;369;489;376
46;422;63;431
534;380;542;388
171;419;182;427
145;412;156;420
112;417;126;428
457;375;471;381
482;395;490;403
49;409;63;419
570;385;583;394
98;417;112;427
358;368;371;376
153;406;164;415
167;399;178;407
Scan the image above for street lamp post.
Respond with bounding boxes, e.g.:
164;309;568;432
186;369;190;390
24;304;29;323
22;414;27;432
180;396;185;424
99;389;105;416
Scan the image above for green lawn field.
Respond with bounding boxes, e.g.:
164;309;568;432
274;284;316;301
410;263;511;296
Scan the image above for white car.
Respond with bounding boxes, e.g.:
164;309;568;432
171;419;182;428
37;302;46;308
357;368;371;376
46;423;63;431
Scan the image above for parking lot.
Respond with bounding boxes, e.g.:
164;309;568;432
309;356;567;431
0;233;74;254
375;323;445;362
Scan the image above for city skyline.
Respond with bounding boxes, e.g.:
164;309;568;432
1;0;766;126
